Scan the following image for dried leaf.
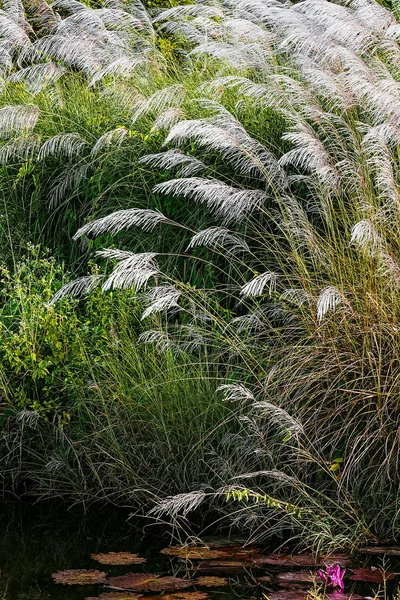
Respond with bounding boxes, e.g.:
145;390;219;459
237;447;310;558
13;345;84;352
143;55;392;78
52;569;107;585
349;568;395;583
91;552;146;565
107;574;193;592
195;576;228;587
253;553;350;567
161;545;260;560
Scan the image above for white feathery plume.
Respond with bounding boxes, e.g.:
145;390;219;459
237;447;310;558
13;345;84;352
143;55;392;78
138;329;177;352
280;288;312;307
350;220;383;256
229;308;266;333
148;491;207;518
33;35;105;77
362;129;400;209
73;208;171;239
0;13;32;49
316;286;343;323
151;108;185;133
23;0;59;35
97;249;160;291
0;104;39;137
103;0;153;32
280;122;338;188
217;383;255;404
0;1;33;37
91;127;128;158
89;55;149;87
353;0;395;35
47;164;89;208
139;150;206;177
49;275;104;304
152;4;223;24
240;271;278;297
252;400;304;435
51;0;87;14
7;63;66;95
132;84;186;124
153;177;266;224
188;227;249;254
38;133;88;161
191;41;271;71
0;134;40;165
16;410;40;428
156;19;206;45
141;286;181;319
164;117;283;183
223;17;273;44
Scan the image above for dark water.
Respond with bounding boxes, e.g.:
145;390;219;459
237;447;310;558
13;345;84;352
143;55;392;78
0;503;399;600
0;504;247;600
0;504;173;599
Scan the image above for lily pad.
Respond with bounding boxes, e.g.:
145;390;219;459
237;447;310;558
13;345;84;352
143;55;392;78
52;569;107;585
161;545;260;560
86;594;141;600
253;553;350;567
349;568;395;583
265;591;308;600
106;574;159;591
326;594;364;600
146;593;208;600
91;552;146;566
356;546;400;556
193;560;252;574
107;574;193;592
195;576;228;587
256;575;272;585
277;572;318;585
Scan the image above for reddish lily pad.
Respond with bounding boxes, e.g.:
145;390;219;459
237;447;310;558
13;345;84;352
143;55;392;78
349;568;395;583
277;572;318;585
265;591;308;600
91;553;146;565
107;574;193;592
326;594;364;600
195;576;228;587
146;593;208;600
106;574;159;591
161;545;260;560
356;546;400;556
253;553;350;567
52;570;107;585
86;594;141;600
256;575;272;585
193;560;252;574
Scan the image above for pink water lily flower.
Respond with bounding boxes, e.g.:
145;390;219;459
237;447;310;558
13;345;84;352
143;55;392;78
318;564;346;592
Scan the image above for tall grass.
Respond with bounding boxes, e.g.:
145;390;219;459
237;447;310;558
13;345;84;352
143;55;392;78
2;0;400;550
50;0;400;547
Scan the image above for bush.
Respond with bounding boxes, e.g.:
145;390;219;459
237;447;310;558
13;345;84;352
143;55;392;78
0;246;234;508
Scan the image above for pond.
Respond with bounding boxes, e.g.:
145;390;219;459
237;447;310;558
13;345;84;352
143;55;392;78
0;504;398;600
